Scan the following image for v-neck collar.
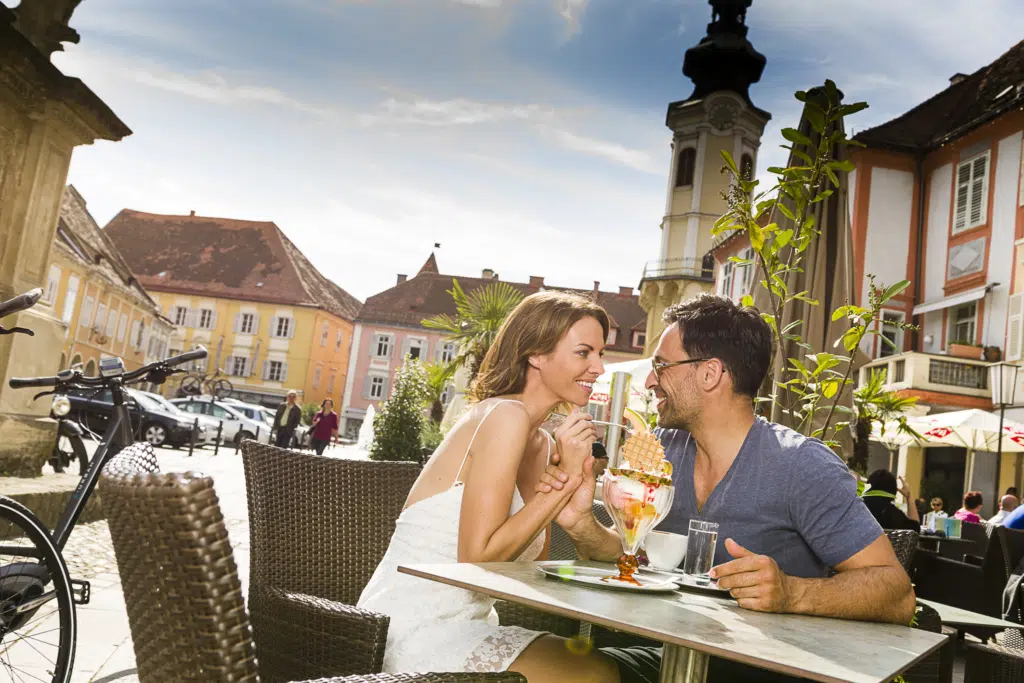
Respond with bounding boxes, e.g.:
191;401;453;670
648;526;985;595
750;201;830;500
684;419;759;517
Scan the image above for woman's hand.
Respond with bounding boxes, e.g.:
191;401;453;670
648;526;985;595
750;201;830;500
897;475;911;499
552;410;596;475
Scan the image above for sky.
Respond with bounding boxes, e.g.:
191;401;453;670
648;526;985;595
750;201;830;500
17;0;1024;301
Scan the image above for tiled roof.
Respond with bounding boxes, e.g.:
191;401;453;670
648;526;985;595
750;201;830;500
103;210;361;320
358;261;647;355
57;186;165;320
854;40;1024;152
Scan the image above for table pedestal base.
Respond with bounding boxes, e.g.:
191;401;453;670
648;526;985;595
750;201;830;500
659;643;709;683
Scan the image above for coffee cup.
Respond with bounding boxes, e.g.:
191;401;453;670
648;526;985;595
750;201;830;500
645;531;687;571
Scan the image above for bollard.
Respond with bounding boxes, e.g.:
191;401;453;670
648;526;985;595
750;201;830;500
235;428;241;454
188;418;198;457
214;421;223;456
255;425;261;444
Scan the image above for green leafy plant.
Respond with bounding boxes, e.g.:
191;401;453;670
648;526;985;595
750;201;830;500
300;401;319;426
422;279;524;384
420;419;445;454
423;362;450;425
715;82;916;452
370;356;430;463
849;368;923;474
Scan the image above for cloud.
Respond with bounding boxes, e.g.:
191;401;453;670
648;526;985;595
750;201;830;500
554;0;589;35
360;95;555;127
545;128;661;174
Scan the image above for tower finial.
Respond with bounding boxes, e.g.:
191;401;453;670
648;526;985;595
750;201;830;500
682;0;765;105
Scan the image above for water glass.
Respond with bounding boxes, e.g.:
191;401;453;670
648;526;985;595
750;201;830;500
682;519;719;584
944;517;962;539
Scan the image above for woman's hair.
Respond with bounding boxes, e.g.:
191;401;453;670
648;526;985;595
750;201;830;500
320;398;334;411
866;469;897;496
963;490;983;510
930;497;943;507
470;291;610;402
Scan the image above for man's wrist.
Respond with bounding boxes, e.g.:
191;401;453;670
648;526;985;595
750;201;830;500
782;575;810;614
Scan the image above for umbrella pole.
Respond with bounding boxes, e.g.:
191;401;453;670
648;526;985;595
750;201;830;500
996;404;1005;509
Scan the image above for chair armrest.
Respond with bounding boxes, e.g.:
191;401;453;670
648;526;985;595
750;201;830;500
294;674;528;682
963;554;984;567
964;641;1024;683
250;585;389;682
494;599;579;638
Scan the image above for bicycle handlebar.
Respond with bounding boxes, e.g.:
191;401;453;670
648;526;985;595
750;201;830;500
0;288;42;320
8;345;208;390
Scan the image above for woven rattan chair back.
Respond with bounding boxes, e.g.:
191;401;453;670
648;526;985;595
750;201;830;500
100;445;259;682
241;441;422;604
884;529;918;572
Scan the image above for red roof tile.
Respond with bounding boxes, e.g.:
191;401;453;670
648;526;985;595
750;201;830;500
854;40;1024;152
103;210;361;320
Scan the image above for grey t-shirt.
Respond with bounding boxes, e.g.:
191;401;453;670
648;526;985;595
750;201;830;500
654;417;882;578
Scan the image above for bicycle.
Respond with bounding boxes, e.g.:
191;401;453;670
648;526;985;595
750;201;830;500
176;366;234;400
0;288;208;682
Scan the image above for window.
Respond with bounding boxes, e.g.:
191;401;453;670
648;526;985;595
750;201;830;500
328;373;336;393
43;265;61;304
198;308;215;330
739;247;756;295
1008;293;1024;361
238;312;256;335
949;302;977;346
321;322;329;347
720;261;734;299
740;153;754;181
879;312;905;358
105;308;118;338
62;275;79;323
634;332;646;348
117;313;128;342
953;152;990;233
607;328;618;345
172;306;188;326
405;338;424;360
266;360;286;382
130;320;140;348
272;316;293;339
336;330;344;350
79;296;94;328
94;303;106;331
439;342;457;363
370;376;386;400
374;334;394;358
676;147;696;187
134;321;145;349
313;366;322;388
231;356;248;377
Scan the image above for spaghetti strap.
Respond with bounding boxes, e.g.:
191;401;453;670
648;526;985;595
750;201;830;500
452;399;523;487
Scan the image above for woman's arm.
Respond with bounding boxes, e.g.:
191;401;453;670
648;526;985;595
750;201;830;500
458;404;589;563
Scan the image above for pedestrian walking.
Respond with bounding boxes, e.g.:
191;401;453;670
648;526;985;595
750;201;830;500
311;398;340;455
272;390;302;448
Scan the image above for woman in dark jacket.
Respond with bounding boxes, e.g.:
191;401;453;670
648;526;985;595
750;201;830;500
310;398;339;455
861;469;921;532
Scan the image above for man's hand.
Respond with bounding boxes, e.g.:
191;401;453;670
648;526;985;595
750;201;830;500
897;475;911;499
711;539;796;613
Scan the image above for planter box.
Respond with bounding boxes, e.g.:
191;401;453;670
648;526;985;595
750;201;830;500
949;343;984;360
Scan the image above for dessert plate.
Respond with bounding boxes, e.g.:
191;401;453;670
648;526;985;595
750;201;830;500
536;561;681;593
669;571;731;595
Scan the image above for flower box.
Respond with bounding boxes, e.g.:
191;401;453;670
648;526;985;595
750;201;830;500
948;343;983;360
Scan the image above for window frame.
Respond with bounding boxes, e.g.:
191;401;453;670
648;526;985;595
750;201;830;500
172;306;188;327
369;375;386;400
239;312;256;335
948;302;978;346
952;151;991;234
273;317;293;339
878;310;905;358
267;360;285;382
675;147;697;188
198;308;215;330
43;265;61;305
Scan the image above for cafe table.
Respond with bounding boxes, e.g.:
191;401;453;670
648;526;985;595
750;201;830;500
399;560;946;683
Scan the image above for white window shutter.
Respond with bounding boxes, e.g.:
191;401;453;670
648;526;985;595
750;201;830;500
954;161;971;232
233;314;240;333
288;318;295;339
1008;293;1024;361
270;316;280;337
362;376;372;399
210;310;218;330
387;335;395;358
281;362;289;382
969;154;988;227
252;313;260;334
262;360;270;380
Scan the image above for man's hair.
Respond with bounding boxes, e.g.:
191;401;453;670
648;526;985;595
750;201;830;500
662;294;773;398
1000;494;1019;511
963;490;983;510
866;469;897;495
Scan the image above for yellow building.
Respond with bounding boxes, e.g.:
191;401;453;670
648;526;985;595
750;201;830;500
638;3;770;353
46;186;173;381
103;210;361;409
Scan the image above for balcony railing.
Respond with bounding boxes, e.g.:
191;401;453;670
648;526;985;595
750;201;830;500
641;257;714;282
858;352;992;400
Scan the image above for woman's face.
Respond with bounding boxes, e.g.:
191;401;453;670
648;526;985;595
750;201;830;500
532;317;606;406
323;400;333;412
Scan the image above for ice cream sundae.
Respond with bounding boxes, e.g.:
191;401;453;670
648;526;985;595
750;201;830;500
601;416;674;585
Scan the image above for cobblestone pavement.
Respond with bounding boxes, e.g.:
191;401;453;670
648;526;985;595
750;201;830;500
3;441;368;682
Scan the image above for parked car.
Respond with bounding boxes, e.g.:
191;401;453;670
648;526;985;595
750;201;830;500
170;396;271;444
67;387;202;448
136;389;220;446
223;398;311;448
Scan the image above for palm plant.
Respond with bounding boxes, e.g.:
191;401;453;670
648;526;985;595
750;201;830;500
422;279;524;385
849;368;923;475
423;362;450;424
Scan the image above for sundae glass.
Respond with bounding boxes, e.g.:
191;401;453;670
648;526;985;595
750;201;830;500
600;426;675;585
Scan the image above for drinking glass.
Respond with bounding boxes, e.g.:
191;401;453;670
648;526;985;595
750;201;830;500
682;519;719;584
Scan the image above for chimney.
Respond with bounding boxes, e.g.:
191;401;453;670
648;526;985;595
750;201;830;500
592;281;600;300
396;274;407;284
189;210;196;217
529;276;544;288
482;268;494;279
949;73;968;86
618;286;633;297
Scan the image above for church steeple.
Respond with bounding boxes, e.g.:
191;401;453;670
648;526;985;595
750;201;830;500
682;0;766;106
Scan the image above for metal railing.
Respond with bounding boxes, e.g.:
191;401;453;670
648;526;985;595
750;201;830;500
642;257;714;281
928;358;988;390
858;351;994;400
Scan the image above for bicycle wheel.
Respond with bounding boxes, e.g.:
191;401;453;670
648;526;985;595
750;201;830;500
49;434;88;476
0;496;76;683
206;378;233;400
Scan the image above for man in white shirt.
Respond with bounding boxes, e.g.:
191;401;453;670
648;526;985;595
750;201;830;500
989;494;1019;526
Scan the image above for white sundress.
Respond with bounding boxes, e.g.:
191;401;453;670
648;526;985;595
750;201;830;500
357;399;552;673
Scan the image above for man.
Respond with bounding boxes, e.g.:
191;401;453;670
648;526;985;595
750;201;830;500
991;494;1020;526
539;295;915;682
272;390;302;448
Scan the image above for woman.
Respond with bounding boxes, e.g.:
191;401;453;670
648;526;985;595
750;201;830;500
358;291;619;682
953;491;986;524
310;398;339;455
861;469;919;532
923;497;947;531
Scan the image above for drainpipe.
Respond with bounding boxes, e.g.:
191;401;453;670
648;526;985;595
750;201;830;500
911;153;926;350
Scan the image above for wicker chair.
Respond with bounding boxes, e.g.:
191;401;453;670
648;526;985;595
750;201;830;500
884;529;918;572
963;526;1024;682
101;443;522;683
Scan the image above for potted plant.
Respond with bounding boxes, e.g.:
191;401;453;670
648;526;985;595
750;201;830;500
948;341;983;360
983;345;1002;362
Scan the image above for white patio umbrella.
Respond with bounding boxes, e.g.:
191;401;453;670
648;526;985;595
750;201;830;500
909;409;1024;453
588;357;655;415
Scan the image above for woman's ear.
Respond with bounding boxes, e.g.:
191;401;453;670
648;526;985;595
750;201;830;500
528;354;542;371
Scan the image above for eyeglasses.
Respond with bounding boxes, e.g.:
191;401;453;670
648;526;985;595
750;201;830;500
931;503;943;508
651;356;712;381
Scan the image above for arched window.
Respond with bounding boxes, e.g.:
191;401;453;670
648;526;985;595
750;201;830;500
59;353;66;371
70;354;82;370
84;359;97;377
676;147;696;187
740;153;755;181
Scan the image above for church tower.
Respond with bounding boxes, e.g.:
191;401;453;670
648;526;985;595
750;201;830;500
639;0;771;353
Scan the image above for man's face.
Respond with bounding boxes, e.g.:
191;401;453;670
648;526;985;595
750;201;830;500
644;323;702;430
287;394;296;405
